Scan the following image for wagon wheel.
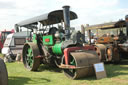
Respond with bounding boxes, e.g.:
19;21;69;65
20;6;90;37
22;43;40;71
0;58;8;85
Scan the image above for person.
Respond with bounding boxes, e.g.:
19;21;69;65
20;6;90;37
119;30;125;37
91;35;95;44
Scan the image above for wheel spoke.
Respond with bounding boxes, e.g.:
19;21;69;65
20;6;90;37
30;60;34;67
70;59;76;65
25;47;34;68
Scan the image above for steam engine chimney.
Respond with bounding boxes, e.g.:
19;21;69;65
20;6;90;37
63;6;70;40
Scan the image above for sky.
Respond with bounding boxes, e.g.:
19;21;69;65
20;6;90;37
0;0;128;31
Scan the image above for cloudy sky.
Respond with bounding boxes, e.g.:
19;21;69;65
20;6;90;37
0;0;128;31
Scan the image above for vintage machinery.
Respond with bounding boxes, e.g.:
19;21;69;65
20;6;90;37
86;19;128;62
0;29;14;52
15;6;100;79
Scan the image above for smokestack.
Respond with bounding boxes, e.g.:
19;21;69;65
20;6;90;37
81;25;85;35
15;24;19;32
63;5;70;40
125;15;128;36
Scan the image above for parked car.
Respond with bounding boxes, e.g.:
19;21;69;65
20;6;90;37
2;31;30;61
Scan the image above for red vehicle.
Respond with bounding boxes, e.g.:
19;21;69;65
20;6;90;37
0;29;14;52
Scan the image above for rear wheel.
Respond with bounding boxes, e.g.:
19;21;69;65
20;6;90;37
0;58;8;85
22;43;40;71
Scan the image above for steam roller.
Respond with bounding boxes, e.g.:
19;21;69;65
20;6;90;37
18;5;100;79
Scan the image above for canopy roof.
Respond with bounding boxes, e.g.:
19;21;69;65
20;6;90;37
16;10;77;27
86;20;126;30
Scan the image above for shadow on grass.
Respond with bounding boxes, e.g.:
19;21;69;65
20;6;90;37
105;60;128;78
38;64;62;72
78;76;96;81
74;60;128;81
35;60;128;81
9;76;51;85
118;59;128;65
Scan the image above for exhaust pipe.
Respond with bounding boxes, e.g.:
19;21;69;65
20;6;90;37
63;6;70;40
125;15;128;36
81;25;85;35
15;24;19;32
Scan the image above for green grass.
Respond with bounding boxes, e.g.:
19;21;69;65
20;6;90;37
6;61;128;85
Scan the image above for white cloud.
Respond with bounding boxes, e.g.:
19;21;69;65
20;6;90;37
0;0;127;31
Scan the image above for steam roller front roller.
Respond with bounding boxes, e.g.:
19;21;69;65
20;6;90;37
22;43;40;71
94;44;107;61
61;50;100;79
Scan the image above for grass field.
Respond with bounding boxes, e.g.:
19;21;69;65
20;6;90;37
0;53;3;58
6;61;128;85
